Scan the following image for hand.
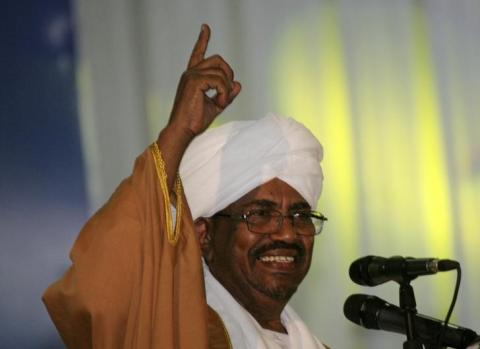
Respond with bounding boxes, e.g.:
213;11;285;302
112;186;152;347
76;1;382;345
168;24;241;139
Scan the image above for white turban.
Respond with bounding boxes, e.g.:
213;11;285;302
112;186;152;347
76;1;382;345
179;113;324;220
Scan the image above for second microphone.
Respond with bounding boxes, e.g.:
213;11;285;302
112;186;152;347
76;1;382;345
349;255;459;286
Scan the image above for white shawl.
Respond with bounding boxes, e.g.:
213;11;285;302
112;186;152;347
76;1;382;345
204;265;327;349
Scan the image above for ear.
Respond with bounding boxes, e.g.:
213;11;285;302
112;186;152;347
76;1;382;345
194;217;214;262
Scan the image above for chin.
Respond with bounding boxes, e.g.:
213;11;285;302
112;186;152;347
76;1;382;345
252;281;298;301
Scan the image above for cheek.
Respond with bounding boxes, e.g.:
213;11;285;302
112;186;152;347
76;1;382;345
231;233;259;263
302;238;315;265
228;232;265;277
211;225;255;266
306;238;314;253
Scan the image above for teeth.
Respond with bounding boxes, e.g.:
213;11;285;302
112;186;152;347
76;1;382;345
259;256;295;263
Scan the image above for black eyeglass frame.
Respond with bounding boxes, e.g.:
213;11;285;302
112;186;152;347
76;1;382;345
213;209;328;236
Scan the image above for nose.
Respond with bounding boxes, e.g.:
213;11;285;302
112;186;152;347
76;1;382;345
270;216;297;242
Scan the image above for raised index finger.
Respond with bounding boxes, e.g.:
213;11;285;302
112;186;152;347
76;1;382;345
188;24;211;68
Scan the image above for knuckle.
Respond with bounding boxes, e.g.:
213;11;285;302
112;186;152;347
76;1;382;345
181;73;202;89
213;68;228;80
181;70;192;79
182;69;199;80
211;55;230;70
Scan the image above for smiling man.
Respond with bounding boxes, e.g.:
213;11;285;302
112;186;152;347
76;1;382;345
197;178;326;347
205;182;315;308
180;113;327;348
44;24;328;348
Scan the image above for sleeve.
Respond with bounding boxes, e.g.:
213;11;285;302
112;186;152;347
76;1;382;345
42;147;210;349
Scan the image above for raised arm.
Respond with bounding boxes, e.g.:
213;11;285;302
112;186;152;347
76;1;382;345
43;25;240;349
157;24;241;190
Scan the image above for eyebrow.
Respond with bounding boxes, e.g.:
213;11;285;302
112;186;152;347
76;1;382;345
289;201;311;211
241;199;277;209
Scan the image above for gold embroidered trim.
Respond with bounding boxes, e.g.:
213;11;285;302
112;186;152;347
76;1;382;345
150;142;183;245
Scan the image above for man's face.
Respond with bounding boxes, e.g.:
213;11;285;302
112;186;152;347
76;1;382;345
200;178;315;306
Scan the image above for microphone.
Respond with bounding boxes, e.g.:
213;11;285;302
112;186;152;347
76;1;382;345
349;255;459;286
343;294;478;349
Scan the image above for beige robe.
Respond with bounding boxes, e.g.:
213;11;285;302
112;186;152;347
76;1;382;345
43;148;230;348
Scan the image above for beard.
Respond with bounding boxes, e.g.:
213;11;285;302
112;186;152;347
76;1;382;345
249;280;298;301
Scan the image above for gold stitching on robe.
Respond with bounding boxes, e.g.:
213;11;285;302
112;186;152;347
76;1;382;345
150;142;183;245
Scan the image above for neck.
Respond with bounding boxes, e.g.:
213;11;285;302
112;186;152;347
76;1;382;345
205;264;292;333
242;298;288;333
230;284;291;333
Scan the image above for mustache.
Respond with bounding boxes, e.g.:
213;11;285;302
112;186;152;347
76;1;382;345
252;241;306;258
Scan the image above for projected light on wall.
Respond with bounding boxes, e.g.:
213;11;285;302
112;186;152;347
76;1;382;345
269;2;480;317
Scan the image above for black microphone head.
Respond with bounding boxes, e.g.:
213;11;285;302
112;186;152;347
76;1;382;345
348;256;371;286
349;255;387;286
343;293;387;330
343;294;364;325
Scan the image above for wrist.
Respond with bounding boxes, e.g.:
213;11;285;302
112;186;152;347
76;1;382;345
159;122;195;149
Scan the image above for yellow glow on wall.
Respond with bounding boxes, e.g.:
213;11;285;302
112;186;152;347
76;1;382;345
271;4;359;272
411;8;454;259
268;3;477;317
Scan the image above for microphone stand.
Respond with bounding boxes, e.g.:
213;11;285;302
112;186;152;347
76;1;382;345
399;281;424;349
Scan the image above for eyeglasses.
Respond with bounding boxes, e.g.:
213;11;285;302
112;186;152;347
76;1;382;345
214;209;328;236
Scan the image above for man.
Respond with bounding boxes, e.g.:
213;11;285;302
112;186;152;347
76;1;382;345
44;24;328;348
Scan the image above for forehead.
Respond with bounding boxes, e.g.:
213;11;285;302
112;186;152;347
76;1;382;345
228;178;310;210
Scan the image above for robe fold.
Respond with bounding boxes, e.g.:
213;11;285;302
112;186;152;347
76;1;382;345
43;147;229;348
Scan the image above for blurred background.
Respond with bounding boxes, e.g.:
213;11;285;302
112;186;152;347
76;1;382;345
1;0;479;347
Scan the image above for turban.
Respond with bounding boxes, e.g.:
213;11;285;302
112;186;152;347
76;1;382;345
179;113;324;220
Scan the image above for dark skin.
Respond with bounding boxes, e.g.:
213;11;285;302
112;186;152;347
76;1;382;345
157;24;314;333
195;178;315;333
156;24;241;189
